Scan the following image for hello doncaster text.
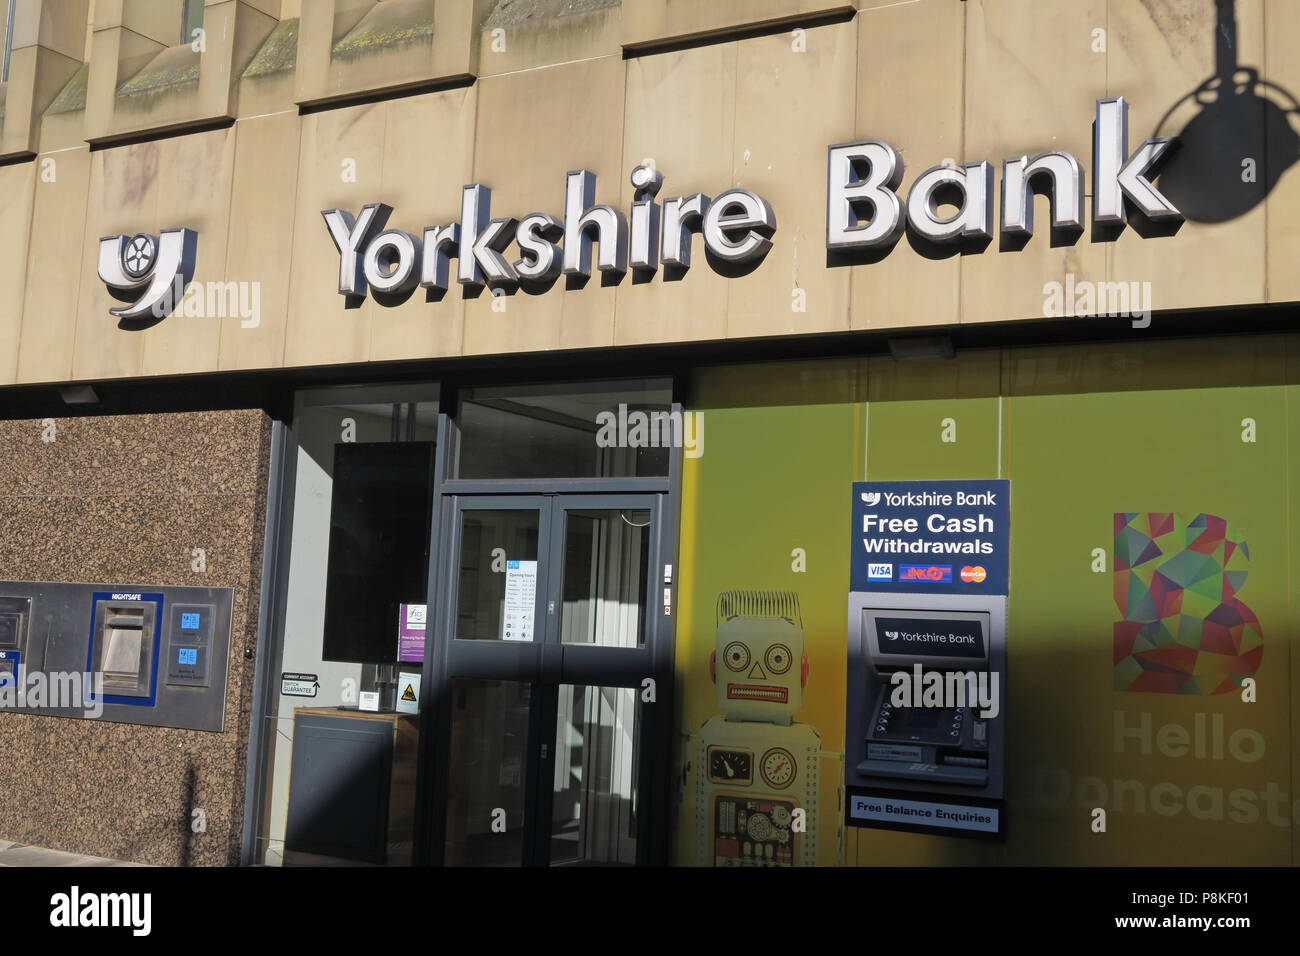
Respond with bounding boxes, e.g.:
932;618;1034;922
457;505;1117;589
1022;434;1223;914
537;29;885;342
323;97;1179;303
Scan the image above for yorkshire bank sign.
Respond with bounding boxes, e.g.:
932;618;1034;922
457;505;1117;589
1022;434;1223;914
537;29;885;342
99;97;1179;318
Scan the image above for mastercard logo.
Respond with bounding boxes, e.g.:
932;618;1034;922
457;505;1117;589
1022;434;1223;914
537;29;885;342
960;566;987;583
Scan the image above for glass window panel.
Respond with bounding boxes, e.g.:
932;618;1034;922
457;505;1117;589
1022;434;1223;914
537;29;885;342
182;0;205;43
256;394;438;867
321;441;434;663
560;510;649;647
455;380;673;479
456;510;539;641
446;679;532;866
551;684;639;866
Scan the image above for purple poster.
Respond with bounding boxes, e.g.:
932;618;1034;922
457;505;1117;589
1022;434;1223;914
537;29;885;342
398;603;426;663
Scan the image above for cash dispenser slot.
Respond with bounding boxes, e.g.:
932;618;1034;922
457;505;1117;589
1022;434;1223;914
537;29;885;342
96;604;153;698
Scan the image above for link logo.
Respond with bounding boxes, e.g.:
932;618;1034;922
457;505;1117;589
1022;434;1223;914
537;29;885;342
97;228;197;321
899;564;952;583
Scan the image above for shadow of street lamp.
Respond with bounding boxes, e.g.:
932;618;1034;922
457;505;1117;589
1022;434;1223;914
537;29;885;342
1153;0;1300;223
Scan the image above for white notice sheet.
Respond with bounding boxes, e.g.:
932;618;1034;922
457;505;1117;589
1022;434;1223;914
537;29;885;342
502;560;537;642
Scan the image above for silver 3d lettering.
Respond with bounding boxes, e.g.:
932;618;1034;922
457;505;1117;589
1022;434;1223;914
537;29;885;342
827;96;1181;250
325;166;778;303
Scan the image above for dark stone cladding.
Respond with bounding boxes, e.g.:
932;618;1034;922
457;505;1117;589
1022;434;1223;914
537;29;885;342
0;409;271;866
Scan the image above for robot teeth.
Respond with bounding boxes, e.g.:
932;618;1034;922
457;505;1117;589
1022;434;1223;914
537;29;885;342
726;684;788;703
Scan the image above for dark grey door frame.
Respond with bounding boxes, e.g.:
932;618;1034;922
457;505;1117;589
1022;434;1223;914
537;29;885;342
421;491;668;866
414;394;682;867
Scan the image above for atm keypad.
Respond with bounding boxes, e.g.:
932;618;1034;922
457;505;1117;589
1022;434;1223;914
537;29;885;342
870;702;969;747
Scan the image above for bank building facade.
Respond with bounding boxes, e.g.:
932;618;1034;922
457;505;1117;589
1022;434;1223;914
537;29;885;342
0;0;1296;868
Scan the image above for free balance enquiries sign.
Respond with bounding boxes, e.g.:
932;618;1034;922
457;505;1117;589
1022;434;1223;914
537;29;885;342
850;480;1011;596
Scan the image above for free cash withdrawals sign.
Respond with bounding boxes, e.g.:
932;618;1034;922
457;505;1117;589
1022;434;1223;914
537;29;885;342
850;480;1010;596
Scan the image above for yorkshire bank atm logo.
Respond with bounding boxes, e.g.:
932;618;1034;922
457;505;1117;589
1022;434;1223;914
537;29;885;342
1113;512;1263;695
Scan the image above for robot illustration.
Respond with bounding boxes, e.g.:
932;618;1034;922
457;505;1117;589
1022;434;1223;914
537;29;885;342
695;590;820;866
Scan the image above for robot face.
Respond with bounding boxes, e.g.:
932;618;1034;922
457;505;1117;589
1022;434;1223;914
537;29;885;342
712;616;806;722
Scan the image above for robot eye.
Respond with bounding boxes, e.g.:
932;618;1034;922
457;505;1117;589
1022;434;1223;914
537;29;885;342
723;641;750;672
765;643;792;674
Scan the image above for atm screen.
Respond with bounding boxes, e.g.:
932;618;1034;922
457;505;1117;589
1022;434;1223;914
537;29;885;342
898;708;943;730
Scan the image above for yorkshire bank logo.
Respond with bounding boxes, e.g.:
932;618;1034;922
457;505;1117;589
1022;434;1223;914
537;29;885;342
884;631;899;641
97;229;197;321
1113;513;1263;695
899;564;951;583
860;492;882;507
960;566;987;583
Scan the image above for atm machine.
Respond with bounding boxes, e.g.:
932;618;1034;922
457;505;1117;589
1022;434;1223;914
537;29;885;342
845;592;1006;830
0;580;233;731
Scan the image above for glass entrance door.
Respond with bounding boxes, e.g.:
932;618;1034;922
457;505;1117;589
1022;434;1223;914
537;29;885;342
433;494;668;866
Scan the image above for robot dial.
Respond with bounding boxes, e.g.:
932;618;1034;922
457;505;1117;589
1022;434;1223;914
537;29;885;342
722;641;750;672
764;643;793;674
707;747;753;783
770;805;792;827
760;748;796;789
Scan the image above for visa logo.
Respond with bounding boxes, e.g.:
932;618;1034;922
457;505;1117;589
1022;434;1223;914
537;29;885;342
867;563;892;581
898;565;952;583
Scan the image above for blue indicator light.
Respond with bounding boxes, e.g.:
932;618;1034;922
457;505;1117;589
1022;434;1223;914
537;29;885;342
181;612;200;630
178;648;197;666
